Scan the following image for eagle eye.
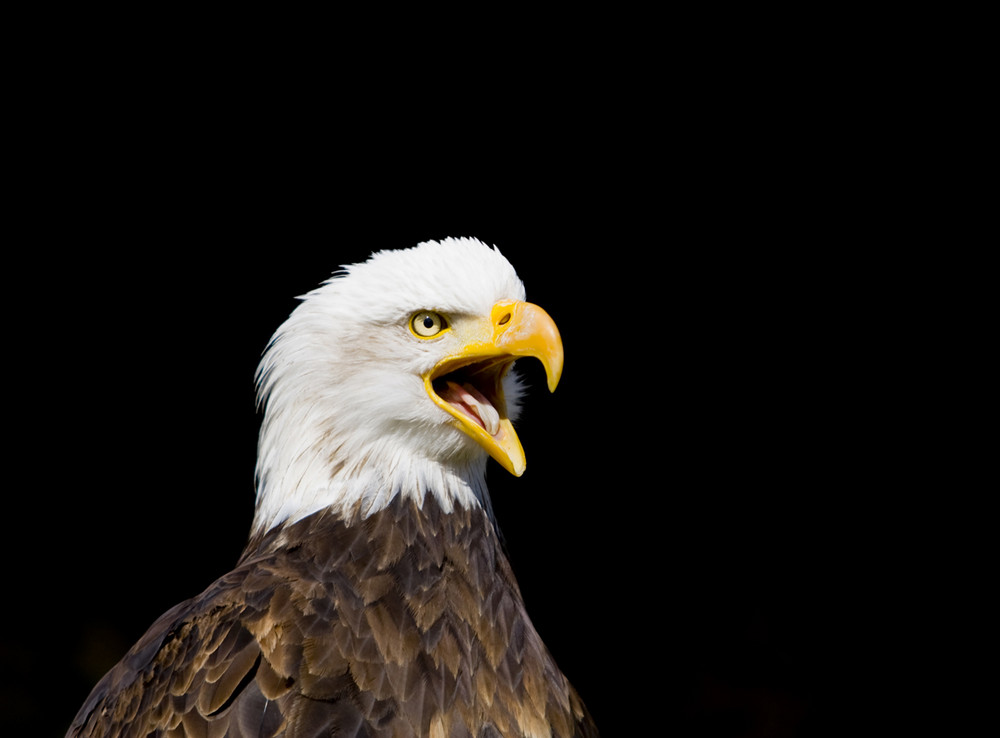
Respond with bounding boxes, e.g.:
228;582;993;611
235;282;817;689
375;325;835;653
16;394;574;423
410;311;448;338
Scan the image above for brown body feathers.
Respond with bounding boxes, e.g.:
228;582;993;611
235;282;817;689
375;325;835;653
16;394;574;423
68;495;597;737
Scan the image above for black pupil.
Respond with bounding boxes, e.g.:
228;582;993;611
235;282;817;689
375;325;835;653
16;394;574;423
423;316;435;329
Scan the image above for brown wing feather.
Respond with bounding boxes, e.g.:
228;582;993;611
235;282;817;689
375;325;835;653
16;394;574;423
69;496;598;737
68;575;274;737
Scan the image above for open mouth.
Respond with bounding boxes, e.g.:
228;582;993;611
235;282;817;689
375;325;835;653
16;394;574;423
419;299;562;477
430;358;514;438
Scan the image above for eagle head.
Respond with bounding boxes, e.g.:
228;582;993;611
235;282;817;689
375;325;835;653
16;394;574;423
251;237;563;533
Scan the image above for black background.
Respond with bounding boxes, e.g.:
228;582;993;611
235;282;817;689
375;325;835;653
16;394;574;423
3;36;937;737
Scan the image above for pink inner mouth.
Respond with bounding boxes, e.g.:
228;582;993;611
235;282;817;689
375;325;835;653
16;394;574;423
437;380;501;436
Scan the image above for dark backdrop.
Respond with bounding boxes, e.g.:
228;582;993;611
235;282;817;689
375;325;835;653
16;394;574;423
4;71;895;737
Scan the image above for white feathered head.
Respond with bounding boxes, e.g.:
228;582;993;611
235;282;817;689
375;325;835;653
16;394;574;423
251;238;563;534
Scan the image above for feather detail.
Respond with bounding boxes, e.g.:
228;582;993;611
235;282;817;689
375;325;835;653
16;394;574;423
68;495;596;737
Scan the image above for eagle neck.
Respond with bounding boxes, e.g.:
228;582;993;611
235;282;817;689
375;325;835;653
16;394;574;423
249;444;497;542
240;487;503;572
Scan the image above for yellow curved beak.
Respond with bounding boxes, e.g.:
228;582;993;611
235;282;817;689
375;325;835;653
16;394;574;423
424;300;563;476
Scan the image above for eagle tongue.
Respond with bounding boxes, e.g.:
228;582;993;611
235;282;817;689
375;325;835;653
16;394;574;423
442;380;501;436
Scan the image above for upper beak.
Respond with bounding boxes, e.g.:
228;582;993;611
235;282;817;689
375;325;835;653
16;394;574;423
423;300;563;476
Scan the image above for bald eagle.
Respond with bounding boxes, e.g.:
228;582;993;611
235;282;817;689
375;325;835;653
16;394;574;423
69;238;598;738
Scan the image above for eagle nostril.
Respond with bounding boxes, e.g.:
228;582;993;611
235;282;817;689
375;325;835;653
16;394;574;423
497;312;511;326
